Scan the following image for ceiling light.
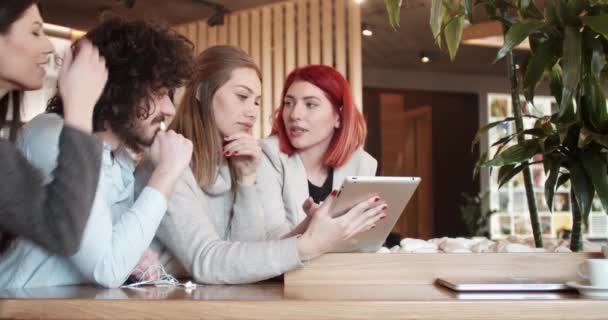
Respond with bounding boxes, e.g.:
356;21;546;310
354;0;365;3
419;52;433;63
362;23;372;37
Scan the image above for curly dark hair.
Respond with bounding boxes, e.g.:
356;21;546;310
47;17;194;148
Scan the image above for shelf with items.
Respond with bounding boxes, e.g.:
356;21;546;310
486;93;608;240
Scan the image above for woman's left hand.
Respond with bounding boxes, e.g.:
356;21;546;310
223;133;261;186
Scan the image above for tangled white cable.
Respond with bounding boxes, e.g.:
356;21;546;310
121;264;197;290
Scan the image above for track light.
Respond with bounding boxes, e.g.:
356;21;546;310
194;0;228;26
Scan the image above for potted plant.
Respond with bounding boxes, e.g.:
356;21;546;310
385;0;608;251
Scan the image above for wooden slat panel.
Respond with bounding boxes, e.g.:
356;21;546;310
208;25;217;47
309;0;320;65
218;23;228;44
250;10;261;71
262;7;273;136
174;24;187;37
229;15;238;46
335;0;346;76
197;21;208;54
321;0;333;66
284;1;296;76
272;4;285;111
239;12;250;54
296;0;308;67
348;1;362;109
186;23;198;53
250;10;262;138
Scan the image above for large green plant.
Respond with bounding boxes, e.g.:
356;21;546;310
386;0;608;251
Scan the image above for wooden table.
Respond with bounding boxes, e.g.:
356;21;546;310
1;283;606;319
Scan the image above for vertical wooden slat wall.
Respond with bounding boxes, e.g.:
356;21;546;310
174;0;363;138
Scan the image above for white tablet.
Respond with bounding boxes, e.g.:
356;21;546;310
328;176;421;253
436;277;568;292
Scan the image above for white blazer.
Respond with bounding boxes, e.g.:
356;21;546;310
257;135;378;238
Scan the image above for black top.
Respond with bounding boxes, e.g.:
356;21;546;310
308;169;334;204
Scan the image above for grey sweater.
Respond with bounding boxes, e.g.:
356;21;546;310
135;161;303;284
0;126;102;255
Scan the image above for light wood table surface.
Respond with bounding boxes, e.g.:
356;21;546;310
0;283;606;319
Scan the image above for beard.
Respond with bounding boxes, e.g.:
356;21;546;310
120;115;164;152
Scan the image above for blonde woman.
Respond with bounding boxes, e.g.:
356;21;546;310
136;45;385;284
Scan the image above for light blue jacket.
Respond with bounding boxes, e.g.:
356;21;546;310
0;113;167;288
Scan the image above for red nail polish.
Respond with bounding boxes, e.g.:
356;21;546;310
331;190;338;197
224;151;230;156
371;225;376;229
382;205;388;210
380;215;386;220
234;151;239;155
374;197;380;202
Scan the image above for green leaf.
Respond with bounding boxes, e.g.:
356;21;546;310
549;64;563;104
473;150;488;179
498;163;529;188
444;13;465;61
559;27;582;118
544;159;561;211
581;151;608;214
582;127;608;148
430;0;446;48
523;43;556;102
482;140;541;167
491;134;516;148
495;21;544;63
591;38;607;81
497;164;515;188
520;0;544;20
385;0;402;30
545;1;559;26
580;72;608;133
556;173;571;190
581;14;608;40
570;162;595;222
471;118;516;151
566;0;586;16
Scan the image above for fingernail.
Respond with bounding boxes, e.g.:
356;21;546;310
234;151;239;155
382;205;388;210
331;190;338;197
374;197;380;202
224;135;230;140
371;225;376;229
224;151;230;156
380;215;386;220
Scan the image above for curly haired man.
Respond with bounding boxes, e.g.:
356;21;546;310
0;17;195;289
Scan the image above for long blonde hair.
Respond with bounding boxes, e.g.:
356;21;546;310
170;45;261;190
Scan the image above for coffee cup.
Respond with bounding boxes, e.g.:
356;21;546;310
578;259;608;287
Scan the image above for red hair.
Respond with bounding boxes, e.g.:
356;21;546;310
271;65;367;168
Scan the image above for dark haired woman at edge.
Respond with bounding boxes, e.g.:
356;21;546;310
0;0;107;255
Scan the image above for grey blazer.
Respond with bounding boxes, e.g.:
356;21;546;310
257;135;378;238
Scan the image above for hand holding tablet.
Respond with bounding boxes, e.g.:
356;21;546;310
296;190;387;260
328;176;421;253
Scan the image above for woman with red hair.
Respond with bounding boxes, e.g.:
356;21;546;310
259;64;380;239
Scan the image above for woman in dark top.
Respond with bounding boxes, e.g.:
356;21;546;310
0;0;108;255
